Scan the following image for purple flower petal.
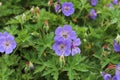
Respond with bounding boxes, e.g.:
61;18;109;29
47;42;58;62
71;47;81;56
71;38;81;55
112;76;117;80
55;26;62;35
104;73;112;80
0;46;5;53
5;47;13;54
63;25;72;31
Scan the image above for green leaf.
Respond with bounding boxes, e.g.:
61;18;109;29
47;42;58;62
34;65;45;74
52;70;59;80
67;68;74;80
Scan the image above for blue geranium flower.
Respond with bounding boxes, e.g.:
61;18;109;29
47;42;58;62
0;32;16;54
62;2;75;16
54;25;76;42
52;41;71;56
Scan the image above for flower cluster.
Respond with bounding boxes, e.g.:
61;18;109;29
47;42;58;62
0;32;16;54
55;1;75;16
52;25;81;56
101;63;120;80
114;34;120;53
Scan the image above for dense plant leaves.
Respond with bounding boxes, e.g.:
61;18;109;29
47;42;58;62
0;0;120;80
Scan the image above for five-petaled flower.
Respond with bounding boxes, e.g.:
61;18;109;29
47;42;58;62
62;2;75;16
52;41;71;56
54;25;76;42
0;32;16;54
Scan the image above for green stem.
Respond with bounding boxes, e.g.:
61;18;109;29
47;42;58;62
21;23;23;30
12;44;19;55
49;6;51;12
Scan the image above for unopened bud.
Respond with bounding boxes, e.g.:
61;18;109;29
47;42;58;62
45;20;48;26
0;2;2;6
72;18;78;23
25;61;34;71
29;62;34;71
36;6;40;15
30;6;35;14
48;0;53;6
31;31;39;37
83;39;87;42
43;20;49;32
22;13;26;21
116;34;120;44
59;54;65;67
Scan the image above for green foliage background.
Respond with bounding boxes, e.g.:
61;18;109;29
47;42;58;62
0;0;120;80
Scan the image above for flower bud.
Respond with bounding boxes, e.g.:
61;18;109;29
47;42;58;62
30;6;35;14
29;62;34;71
36;6;40;15
59;54;65;67
116;34;120;44
0;2;2;6
48;0;53;6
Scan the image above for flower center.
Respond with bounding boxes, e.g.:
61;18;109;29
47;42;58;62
60;44;65;49
61;31;68;38
117;67;120;71
5;41;10;47
64;6;70;11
